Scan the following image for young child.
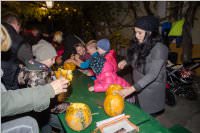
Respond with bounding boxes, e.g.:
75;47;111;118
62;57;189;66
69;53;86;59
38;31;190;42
89;39;131;92
67;39;131;93
72;42;94;77
52;31;64;66
18;39;67;133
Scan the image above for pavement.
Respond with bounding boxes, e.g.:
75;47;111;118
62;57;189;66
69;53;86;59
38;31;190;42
156;77;200;133
119;68;200;133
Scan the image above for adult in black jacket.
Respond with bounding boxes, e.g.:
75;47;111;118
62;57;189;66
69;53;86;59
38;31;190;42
1;13;23;90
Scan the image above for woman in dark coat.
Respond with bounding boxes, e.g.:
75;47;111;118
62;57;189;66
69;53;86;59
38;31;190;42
118;16;168;115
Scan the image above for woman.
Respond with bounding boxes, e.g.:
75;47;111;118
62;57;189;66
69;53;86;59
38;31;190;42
118;16;168;116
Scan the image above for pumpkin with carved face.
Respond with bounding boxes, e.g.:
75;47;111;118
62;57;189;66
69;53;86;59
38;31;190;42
65;103;92;131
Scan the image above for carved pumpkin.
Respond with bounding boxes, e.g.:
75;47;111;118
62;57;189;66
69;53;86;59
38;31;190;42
64;62;76;71
54;70;61;79
106;84;123;96
54;68;73;81
104;94;124;117
65;103;92;131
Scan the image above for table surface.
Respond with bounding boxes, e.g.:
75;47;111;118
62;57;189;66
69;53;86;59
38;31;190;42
58;71;171;133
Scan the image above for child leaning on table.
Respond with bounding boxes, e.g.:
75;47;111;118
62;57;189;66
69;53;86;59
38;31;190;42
18;39;68;133
89;39;131;92
71;42;95;77
66;39;131;94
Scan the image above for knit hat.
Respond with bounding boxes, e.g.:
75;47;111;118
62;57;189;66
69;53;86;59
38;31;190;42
32;39;57;62
97;38;110;52
134;16;159;32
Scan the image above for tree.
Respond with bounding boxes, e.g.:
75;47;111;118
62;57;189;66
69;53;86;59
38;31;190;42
182;2;200;63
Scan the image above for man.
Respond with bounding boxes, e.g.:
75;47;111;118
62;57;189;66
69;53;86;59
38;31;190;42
1;12;23;90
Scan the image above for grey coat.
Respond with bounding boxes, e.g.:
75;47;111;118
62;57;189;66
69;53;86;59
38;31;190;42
1;69;55;117
130;42;168;114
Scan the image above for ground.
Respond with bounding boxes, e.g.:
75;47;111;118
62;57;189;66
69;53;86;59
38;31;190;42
120;67;200;133
156;77;200;133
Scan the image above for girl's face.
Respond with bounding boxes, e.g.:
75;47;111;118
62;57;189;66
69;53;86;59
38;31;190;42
97;47;105;55
76;46;85;56
134;27;146;44
41;57;55;67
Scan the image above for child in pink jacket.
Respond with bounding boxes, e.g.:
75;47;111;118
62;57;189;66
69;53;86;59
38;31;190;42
88;39;130;92
66;39;131;92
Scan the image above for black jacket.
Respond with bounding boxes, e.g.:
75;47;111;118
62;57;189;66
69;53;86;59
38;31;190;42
1;23;23;90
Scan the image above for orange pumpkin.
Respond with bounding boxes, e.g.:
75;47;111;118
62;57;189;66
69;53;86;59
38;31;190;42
64;62;76;71
104;94;124;117
54;70;61;79
106;84;123;96
65;103;92;131
54;68;73;81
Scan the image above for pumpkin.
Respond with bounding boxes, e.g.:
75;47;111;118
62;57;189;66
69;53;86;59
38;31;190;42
104;94;124;117
54;68;73;81
65;103;92;131
54;70;61;79
64;62;76;71
106;84;123;96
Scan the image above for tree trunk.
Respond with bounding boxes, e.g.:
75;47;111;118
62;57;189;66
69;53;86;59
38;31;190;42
182;22;193;63
181;2;199;63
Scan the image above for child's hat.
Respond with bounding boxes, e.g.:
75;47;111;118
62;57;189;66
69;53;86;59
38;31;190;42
97;38;110;52
32;39;57;61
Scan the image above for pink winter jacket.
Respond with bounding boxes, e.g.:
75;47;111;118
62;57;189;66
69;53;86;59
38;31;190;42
94;50;130;92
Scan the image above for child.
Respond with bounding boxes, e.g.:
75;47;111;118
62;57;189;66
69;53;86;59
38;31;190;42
67;39;131;93
18;39;66;133
73;42;94;77
89;39;131;92
66;40;105;75
52;31;64;66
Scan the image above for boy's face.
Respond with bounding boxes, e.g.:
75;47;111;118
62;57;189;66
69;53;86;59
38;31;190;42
76;46;85;56
40;57;55;67
97;47;106;55
86;46;96;55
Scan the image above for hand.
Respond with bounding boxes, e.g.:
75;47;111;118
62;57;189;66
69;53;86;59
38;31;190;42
64;59;75;64
70;54;75;60
117;86;136;98
74;54;80;60
56;56;63;65
88;86;94;92
50;77;69;95
118;60;127;70
18;71;25;84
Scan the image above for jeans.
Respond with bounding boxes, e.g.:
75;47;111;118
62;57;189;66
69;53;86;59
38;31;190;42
41;114;64;133
1;116;39;133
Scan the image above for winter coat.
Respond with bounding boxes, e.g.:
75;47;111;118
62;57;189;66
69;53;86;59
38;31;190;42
94;50;130;92
1;69;55;117
18;64;53;87
1;23;23;90
130;43;168;114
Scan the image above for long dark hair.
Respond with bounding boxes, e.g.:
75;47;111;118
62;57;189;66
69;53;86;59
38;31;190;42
128;30;162;70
